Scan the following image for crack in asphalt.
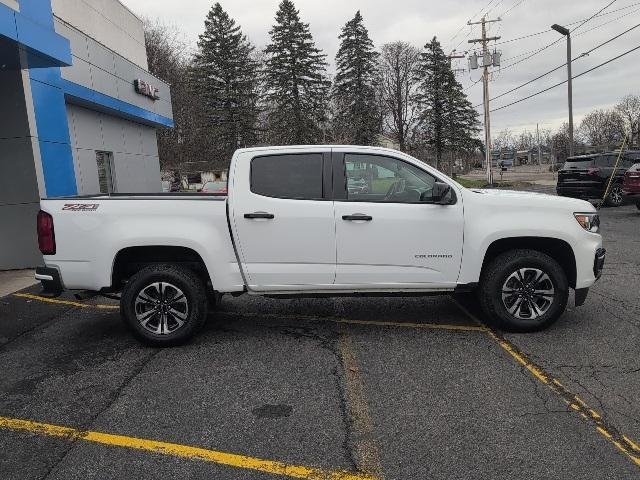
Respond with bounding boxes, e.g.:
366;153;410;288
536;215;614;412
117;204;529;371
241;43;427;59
38;347;161;480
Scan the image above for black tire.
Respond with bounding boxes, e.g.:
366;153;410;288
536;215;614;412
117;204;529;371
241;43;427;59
636;202;640;211
605;184;624;207
120;264;207;346
478;249;569;332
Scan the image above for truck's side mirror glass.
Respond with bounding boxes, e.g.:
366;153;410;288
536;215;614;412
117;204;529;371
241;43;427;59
422;182;452;205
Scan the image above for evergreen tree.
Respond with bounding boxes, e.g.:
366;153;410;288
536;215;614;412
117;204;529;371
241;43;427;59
193;3;259;166
415;37;478;169
264;0;330;144
331;11;381;145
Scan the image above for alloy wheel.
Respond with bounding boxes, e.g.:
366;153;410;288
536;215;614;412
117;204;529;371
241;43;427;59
501;268;555;320
609;185;623;206
134;282;189;335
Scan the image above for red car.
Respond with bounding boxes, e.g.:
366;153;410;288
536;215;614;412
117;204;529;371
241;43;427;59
199;181;228;194
622;163;640;209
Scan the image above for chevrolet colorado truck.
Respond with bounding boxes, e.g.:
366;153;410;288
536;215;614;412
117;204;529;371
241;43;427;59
36;146;606;346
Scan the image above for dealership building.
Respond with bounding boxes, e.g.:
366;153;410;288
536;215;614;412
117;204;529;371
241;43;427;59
0;0;173;270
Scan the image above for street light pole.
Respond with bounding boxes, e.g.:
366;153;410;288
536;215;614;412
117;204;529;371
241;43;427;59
551;23;574;157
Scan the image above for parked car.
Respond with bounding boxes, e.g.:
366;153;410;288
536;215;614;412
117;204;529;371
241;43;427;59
622;163;640;209
36;146;604;346
199;181;228;194
556;152;636;207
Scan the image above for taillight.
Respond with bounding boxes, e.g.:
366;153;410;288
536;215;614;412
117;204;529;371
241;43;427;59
37;210;56;255
587;167;601;176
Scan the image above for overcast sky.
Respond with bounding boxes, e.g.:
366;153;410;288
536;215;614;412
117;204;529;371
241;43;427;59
122;0;640;137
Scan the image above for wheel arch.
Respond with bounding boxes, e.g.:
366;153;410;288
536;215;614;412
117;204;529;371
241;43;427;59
110;245;212;291
480;237;577;289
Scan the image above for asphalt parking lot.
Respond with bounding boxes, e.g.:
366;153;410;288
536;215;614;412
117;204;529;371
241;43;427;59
0;204;639;479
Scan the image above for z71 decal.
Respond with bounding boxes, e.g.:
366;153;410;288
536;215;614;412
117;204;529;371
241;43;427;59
62;204;100;211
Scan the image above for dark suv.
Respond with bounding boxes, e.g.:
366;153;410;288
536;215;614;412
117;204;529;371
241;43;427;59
557;152;639;206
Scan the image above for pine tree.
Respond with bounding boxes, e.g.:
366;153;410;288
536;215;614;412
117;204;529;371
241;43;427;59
193;3;259;166
414;37;478;169
331;11;381;145
264;0;330;145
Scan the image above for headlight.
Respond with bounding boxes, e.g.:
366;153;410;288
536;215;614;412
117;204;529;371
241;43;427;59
574;213;600;233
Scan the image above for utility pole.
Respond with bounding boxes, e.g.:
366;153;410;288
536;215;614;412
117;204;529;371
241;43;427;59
551;24;574;157
468;16;501;185
537;123;541;169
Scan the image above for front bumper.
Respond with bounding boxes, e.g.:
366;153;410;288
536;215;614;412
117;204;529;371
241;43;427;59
574;248;605;307
594;248;606;280
35;266;64;295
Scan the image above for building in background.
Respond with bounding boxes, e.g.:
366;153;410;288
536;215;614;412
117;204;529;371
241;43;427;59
0;0;173;269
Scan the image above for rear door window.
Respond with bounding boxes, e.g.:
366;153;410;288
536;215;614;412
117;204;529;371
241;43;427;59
250;154;324;200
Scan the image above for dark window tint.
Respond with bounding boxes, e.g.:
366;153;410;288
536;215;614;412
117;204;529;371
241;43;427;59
251;154;323;200
563;157;594;169
595;155;615;167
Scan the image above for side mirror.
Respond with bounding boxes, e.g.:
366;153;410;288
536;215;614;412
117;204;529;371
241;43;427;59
422;182;452;205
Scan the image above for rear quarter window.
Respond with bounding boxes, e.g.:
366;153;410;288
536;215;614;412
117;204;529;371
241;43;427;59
250;153;324;200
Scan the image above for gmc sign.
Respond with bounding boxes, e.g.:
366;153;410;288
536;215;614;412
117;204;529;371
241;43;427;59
134;79;160;100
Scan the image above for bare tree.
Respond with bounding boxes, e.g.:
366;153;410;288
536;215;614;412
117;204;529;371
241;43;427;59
143;19;208;172
379;42;420;152
579;108;625;148
493;129;515;150
616;94;640;146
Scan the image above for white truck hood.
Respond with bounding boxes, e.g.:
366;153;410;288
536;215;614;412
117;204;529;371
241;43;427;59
466;188;596;212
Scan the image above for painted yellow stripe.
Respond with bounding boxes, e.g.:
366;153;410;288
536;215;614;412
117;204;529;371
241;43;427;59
219;310;484;333
13;293;118;310
450;298;640;470
0;416;376;480
13;294;483;333
332;317;486;332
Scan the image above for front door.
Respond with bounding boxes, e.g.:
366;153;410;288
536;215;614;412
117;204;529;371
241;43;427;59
332;151;464;289
229;150;336;291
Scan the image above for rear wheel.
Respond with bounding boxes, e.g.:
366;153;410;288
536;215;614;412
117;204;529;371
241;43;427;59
636;202;640;210
121;264;207;346
479;249;569;332
605;184;624;207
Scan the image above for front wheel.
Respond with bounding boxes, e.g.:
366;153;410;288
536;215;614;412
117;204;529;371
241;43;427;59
121;264;207;346
636;202;640;211
479;249;569;332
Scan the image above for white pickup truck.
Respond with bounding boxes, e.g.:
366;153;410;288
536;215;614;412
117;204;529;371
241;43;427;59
36;146;606;345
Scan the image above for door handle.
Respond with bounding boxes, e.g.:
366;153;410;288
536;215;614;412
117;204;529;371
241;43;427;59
342;214;372;221
244;212;275;219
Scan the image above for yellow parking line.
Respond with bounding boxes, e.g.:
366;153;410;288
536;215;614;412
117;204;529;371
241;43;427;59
13;293;118;310
0;415;376;480
450;299;640;470
12;294;483;332
13;294;486;332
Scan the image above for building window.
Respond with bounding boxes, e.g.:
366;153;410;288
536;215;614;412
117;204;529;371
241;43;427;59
96;151;115;194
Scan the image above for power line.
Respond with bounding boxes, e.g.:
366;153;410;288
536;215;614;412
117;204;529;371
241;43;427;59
490;43;640;112
501;0;526;17
572;0;618;33
494;2;640;46
496;0;619;71
474;22;640;107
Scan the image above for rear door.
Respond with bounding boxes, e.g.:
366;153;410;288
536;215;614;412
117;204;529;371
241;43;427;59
228;149;336;291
